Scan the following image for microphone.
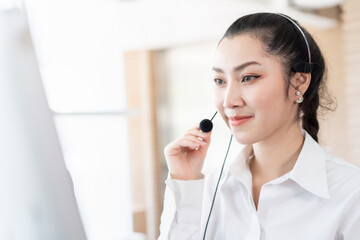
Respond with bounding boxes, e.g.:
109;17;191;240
199;112;217;133
198;111;233;239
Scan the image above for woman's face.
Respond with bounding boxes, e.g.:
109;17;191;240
213;34;298;145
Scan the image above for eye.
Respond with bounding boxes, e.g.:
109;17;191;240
242;75;260;83
214;78;225;86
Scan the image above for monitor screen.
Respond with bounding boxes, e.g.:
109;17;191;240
0;8;86;240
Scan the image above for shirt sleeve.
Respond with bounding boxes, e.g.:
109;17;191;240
158;177;204;240
337;190;360;240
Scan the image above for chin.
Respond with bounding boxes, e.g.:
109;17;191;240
232;130;259;145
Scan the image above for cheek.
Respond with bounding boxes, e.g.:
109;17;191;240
246;87;270;108
248;86;284;114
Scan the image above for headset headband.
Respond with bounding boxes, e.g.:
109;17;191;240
276;13;314;73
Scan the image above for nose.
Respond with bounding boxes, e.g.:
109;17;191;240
223;81;245;109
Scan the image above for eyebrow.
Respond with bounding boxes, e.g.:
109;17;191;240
212;61;261;73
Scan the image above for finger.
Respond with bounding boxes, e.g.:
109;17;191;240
175;138;201;150
184;128;207;138
182;135;207;147
166;136;200;151
184;129;212;143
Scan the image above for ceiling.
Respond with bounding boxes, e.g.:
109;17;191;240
14;0;341;51
113;0;340;50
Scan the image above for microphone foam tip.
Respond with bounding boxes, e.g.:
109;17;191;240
199;119;213;133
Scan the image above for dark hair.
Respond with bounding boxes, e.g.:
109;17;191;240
220;12;335;142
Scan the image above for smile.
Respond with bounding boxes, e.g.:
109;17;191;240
228;116;253;126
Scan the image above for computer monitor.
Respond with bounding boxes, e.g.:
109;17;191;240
0;8;86;240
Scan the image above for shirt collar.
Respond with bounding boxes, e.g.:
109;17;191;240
224;145;254;194
289;130;331;199
223;130;331;199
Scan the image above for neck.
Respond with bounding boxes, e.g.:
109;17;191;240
250;123;305;181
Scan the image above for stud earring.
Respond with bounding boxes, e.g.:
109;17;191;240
295;90;303;103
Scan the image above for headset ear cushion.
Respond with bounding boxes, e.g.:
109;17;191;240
292;62;314;73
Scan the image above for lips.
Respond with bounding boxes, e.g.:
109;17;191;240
228;116;253;126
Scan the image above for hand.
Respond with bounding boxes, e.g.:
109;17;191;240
164;125;212;180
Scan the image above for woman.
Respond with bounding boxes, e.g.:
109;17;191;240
158;13;360;239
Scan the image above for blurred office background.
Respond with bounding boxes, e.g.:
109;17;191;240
1;0;359;239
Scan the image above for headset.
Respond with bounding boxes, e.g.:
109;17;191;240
199;13;314;239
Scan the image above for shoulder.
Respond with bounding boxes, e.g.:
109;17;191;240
326;152;360;183
325;152;360;197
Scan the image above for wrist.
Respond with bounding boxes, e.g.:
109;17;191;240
170;173;204;181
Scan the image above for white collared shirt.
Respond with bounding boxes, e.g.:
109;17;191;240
158;131;360;240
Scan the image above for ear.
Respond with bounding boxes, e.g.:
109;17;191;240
289;72;311;102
